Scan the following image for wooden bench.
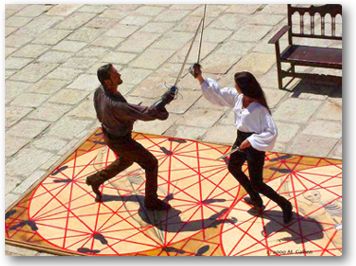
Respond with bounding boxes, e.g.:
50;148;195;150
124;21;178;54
268;4;342;90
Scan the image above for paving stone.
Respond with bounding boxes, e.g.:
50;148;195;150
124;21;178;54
5;245;40;256
32;135;69;152
231;25;272;42
5;33;33;48
53;40;87;52
13;169;47;194
55;12;97;30
315;98;342;121
290;80;337;100
15;15;63;38
302;120;342;139
154;9;190;22
5;135;30;157
218;110;235;125
129;74;173;99
102;51;137;65
117;32;161;53
274;121;300;143
46;4;82;16
271;141;288;153
28;79;68;94
5;5;26;18
166;90;201;114
5;193;22;209
201;51;240;74
15;4;51;17
156;63;184;79
5;106;33;128
151;31;192;50
98;9;129;20
5;47;16;58
47;117;93;140
5;80;31;104
46;67;83;81
5;176;21;195
329;139;342;159
134;5;166;16
67;27;103;43
6;147;53;177
11;44;50;58
48;89;90;105
190;5;228;17
287;134;339;158
76;46;108;58
231;52;275;75
258;68;280;89
5;16;33;27
91;36;125;48
247;13;285;26
61;57;98;70
10;93;49;108
119;15;152;26
38;51;73;64
202;28;232;43
6;119;50;139
5;26;18;37
86;16;119;29
119;67;152;86
141;22;175;34
203;124;237;145
5;57;32;70
264;88;287;109
260;4;288;15
176;108;225;128
104;24;139;38
32;29;71;45
165;125;207;141
169;4;198;10
227;4;263;14
39;154;63;171
208;13;247;30
78;4;108;13
27;103;71;122
68;98;96;119
67;74;100;91
134;114;179;135
11;62;58;83
273;98;322;124
130;49;175;70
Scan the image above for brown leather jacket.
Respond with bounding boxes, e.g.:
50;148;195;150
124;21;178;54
93;86;168;137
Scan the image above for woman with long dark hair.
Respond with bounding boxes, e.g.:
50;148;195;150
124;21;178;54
191;64;293;224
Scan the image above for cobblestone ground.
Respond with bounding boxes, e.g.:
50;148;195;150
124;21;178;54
4;4;342;255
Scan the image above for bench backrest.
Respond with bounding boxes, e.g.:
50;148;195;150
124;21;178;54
287;4;342;42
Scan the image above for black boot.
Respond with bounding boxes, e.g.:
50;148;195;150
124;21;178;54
243;196;265;213
86;173;104;202
145;197;171;211
281;200;293;224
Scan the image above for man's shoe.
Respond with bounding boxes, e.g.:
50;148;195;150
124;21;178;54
282;201;293;224
86;174;103;202
145;198;171;211
243;196;265;213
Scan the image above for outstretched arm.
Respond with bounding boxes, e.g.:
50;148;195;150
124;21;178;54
191;64;238;108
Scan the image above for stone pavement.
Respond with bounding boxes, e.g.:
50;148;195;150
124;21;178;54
4;4;342;256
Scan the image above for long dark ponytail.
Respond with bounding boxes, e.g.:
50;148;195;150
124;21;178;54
234;71;271;114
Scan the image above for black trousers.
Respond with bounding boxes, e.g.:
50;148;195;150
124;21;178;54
228;130;288;208
95;130;159;200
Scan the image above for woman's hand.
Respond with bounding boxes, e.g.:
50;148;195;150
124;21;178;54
239;139;251;150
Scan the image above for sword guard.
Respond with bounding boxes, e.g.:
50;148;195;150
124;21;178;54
152;86;178;110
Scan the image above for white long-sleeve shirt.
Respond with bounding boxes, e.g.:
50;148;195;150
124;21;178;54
201;78;278;151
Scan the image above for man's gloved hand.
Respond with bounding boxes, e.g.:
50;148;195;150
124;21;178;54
189;63;202;78
148;105;169;120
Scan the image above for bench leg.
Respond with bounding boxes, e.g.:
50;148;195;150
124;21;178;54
276;61;283;90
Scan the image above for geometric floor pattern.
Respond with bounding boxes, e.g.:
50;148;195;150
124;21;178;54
5;129;342;256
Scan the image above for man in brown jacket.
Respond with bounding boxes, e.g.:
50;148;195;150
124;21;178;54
86;63;172;210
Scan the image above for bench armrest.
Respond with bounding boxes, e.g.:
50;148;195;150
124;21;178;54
268;25;290;44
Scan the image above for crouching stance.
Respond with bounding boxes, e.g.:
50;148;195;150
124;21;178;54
191;64;293;223
86;63;172;210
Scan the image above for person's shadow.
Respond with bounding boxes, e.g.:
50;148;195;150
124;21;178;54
247;209;324;244
101;193;237;232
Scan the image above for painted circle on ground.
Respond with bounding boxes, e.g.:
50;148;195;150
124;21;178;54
221;164;342;256
28;136;239;255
